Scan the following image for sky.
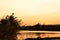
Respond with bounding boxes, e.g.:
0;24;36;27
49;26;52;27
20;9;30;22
0;0;60;25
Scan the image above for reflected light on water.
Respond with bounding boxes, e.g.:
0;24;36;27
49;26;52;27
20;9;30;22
17;31;60;40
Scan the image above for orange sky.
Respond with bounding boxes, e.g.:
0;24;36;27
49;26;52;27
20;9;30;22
0;0;60;25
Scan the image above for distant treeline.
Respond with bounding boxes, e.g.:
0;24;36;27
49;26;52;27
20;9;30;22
0;13;60;40
20;23;60;31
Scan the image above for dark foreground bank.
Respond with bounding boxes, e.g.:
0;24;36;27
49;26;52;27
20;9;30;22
25;37;60;40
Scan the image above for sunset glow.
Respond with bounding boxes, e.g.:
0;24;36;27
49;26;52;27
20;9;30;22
0;0;60;25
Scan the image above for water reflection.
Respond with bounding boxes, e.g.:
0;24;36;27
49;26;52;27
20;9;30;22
17;31;60;40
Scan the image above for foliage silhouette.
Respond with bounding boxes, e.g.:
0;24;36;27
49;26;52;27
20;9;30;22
0;13;21;40
21;23;60;31
0;13;60;40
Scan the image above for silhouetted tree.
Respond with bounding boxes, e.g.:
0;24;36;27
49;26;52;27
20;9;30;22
0;13;21;40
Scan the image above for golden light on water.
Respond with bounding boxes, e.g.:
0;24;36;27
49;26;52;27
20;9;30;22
17;33;60;40
17;31;60;40
0;0;60;40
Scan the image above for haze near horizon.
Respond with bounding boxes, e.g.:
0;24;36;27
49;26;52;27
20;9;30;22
0;0;60;25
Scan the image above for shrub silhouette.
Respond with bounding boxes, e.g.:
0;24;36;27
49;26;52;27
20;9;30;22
0;13;21;40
